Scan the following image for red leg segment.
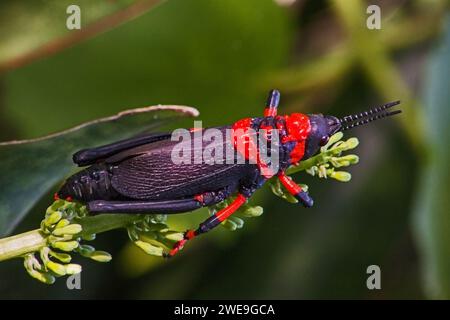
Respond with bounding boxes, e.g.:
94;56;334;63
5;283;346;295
278;172;314;208
166;194;247;257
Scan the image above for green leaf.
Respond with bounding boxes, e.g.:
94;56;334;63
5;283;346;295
0;0;159;71
413;18;450;299
0;105;198;236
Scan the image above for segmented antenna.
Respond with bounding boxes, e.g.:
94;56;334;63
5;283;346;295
340;100;401;124
342;110;402;130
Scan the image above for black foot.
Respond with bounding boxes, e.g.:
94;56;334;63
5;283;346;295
295;191;314;208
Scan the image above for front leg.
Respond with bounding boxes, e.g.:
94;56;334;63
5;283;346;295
263;89;280;117
166;193;247;257
278;172;314;208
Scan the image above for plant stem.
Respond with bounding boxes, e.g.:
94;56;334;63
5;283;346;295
0;214;141;262
286;154;320;175
78;214;142;237
0;229;46;262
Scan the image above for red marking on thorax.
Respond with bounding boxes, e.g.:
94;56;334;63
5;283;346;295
277;113;311;165
231;118;274;178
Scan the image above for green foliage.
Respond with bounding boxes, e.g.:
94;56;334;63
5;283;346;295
413;18;450;299
127;215;183;257
0;105;198;237
0;0;144;66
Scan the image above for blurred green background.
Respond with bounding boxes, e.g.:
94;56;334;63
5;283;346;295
0;0;449;299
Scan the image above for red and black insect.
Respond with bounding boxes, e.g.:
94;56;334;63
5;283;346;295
57;90;401;257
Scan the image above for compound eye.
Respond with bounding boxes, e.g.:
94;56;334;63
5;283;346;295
319;135;329;146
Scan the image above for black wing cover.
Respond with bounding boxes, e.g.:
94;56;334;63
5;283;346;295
106;127;252;200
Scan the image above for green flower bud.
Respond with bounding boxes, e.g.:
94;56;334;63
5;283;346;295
164;232;184;242
48;250;72;263
306;167;317;176
52;241;79;252
55;219;71;229
321;132;343;152
340;154;359;164
149;214;167;224
40;220;49;233
331;154;359;167
27;269;55;284
127;227;140;242
65;264;82;275
46;261;67;276
47;235;66;244
44;211;62;227
345;137;359;149
269;179;299;204
52;224;82;236
222;219;237;231
77;244;96;256
48;200;64;213
24;253;42;272
269;179;284;197
318;165;328;178
134;240;163;256
241;205;263;217
330;171;351;182
229;216;244;229
39;247;51;265
77;205;89;218
329;140;346;153
87;251;112;263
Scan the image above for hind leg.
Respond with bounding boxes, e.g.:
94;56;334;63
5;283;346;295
166;193;248;257
87;187;234;214
88;198;203;214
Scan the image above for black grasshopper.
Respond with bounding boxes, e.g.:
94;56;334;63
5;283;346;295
58;90;401;256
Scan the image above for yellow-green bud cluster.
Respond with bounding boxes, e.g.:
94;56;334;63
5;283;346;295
127;214;184;257
23;200;110;284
